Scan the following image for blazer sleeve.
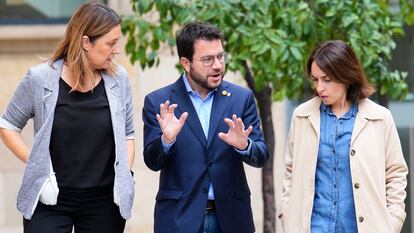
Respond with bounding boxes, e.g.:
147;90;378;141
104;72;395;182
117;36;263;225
0;71;34;132
142;94;174;171
239;91;269;168
124;76;135;139
383;110;408;231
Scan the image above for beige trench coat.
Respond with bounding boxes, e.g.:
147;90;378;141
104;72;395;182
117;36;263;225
279;97;408;233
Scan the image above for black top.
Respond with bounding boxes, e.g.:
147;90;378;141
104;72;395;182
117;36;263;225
49;78;115;189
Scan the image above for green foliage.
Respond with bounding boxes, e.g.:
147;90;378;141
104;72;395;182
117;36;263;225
122;0;414;101
400;0;414;25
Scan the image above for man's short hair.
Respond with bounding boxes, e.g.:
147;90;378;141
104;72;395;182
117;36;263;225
175;21;223;61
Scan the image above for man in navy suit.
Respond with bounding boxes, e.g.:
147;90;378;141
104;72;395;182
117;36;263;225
143;21;269;233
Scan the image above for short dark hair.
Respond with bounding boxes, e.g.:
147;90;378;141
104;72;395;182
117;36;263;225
175;21;223;61
306;40;375;102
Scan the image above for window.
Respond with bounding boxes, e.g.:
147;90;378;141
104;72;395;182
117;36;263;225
0;0;106;24
391;25;414;100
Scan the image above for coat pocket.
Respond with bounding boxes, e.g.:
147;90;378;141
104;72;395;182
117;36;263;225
39;173;59;205
156;189;183;201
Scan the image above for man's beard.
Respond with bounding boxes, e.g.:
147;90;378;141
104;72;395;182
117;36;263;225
189;66;224;91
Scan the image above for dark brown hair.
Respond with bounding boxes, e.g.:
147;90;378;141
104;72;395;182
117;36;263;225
306;40;375;102
175;21;223;61
51;2;121;90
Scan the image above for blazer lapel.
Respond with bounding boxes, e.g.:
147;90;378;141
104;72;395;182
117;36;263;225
207;82;230;147
42;59;63;122
170;77;207;148
102;72;120;140
102;71;119;110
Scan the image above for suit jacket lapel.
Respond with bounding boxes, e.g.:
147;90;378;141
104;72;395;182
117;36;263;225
41;59;63;122
207;82;230;147
102;71;120;138
170;76;207;148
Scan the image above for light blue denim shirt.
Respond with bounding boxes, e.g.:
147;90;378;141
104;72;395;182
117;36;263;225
311;103;358;233
162;73;252;200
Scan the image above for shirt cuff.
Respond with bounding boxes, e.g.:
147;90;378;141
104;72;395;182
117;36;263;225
161;136;175;154
234;138;252;156
0;117;22;132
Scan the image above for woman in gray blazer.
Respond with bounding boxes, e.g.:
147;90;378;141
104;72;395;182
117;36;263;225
0;2;135;233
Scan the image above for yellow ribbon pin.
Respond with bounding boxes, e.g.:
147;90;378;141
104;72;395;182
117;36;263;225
221;90;231;96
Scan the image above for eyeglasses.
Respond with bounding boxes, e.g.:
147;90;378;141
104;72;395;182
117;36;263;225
192;52;228;67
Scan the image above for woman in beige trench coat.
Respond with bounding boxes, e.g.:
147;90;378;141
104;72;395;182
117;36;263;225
279;40;408;233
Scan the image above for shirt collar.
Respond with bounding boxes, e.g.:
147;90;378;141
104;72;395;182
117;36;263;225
182;73;216;98
320;102;358;119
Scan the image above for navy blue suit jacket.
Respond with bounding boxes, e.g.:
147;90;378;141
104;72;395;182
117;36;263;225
143;75;269;233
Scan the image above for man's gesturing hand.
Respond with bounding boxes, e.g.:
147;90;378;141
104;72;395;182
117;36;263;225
218;114;252;150
156;100;188;144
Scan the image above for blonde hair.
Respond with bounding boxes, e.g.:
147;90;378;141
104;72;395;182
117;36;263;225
51;2;121;90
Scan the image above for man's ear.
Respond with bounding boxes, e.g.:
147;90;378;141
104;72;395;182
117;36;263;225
180;57;190;72
81;35;91;51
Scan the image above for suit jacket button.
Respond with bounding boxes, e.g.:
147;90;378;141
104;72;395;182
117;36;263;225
208;161;212;167
203;188;208;193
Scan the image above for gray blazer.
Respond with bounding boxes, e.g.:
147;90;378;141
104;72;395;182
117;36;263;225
0;59;135;220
